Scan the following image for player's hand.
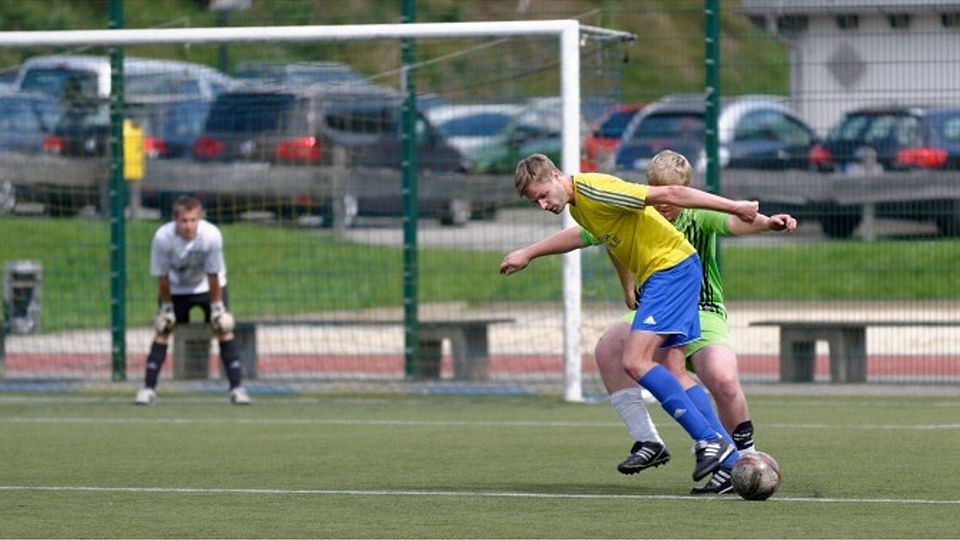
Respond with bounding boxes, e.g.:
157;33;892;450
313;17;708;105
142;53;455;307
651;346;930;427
210;301;235;333
734;201;759;223
154;303;176;334
767;213;797;232
499;249;531;275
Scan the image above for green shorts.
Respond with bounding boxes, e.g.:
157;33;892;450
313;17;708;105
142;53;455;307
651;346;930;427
619;309;729;370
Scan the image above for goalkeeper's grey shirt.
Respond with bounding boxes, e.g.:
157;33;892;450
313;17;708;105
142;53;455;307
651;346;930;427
149;220;227;295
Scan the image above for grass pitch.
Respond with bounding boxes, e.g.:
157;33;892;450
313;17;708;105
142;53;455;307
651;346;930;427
1;393;958;538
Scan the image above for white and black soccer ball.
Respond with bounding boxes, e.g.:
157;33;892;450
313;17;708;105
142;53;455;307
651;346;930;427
731;451;781;501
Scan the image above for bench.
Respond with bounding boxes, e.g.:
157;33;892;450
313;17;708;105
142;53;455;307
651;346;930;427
172;317;515;381
750;320;960;383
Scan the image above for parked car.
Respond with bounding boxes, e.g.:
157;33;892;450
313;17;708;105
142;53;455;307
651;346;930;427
41;97;211;159
809;105;960;173
193;84;471;171
233;61;368;88
0;92;63;153
615;94;818;172
426;103;523;162
128;99;212;158
14;55;235;102
583;103;645;169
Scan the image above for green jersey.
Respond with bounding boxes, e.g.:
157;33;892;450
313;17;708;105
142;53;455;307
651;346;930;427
581;207;729;318
668;209;729;318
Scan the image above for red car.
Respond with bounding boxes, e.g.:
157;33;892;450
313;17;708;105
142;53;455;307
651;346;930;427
583;103;645;170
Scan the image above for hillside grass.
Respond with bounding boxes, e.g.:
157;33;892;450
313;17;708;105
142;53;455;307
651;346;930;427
0;0;788;101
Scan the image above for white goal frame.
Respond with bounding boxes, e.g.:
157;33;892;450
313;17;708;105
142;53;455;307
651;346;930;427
0;20;633;402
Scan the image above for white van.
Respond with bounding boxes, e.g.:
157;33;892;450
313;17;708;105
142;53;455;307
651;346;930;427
13;54;235;101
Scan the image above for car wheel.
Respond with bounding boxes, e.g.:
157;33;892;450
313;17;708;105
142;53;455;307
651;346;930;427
439;197;471;227
820;214;861;239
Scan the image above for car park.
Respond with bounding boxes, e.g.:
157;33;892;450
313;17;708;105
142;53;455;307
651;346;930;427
193;84;469;171
615;94;818;172
809;105;960;173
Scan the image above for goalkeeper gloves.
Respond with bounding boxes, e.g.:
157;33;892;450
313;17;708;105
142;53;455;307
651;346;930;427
210;301;235;333
154;303;176;333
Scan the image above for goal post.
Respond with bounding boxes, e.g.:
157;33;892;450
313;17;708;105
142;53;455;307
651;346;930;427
0;20;634;402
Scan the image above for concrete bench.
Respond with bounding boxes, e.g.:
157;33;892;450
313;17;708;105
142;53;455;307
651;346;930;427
173;317;514;381
750;320;960;383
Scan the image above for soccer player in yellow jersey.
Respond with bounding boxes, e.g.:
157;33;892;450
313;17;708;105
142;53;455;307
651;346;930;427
512;153;758;481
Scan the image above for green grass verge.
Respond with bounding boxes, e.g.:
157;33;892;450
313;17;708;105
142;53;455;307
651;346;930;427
0;393;958;538
4;216;960;331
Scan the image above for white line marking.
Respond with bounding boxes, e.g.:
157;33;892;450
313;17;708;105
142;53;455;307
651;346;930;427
0;485;957;505
1;416;959;430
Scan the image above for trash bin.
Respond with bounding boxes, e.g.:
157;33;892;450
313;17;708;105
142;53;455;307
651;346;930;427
3;260;42;335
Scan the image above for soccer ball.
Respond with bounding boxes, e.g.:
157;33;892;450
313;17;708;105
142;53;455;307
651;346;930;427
731;451;781;501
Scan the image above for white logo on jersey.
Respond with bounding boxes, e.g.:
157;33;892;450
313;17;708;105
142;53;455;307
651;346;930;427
643;315;657;325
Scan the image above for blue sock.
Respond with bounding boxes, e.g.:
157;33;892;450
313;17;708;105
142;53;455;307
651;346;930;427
686;385;741;468
638;365;718;442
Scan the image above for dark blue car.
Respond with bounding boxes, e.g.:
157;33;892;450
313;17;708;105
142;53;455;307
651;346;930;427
615;95;817;172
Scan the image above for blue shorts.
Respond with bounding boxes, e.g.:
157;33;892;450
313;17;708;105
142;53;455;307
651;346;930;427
631;254;702;349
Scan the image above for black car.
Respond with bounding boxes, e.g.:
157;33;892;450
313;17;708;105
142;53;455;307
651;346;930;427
42;98;211;159
810;106;960;172
193;85;471;171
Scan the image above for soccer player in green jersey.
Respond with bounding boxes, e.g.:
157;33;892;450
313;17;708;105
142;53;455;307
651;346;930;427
502;150;796;493
511;153;759;482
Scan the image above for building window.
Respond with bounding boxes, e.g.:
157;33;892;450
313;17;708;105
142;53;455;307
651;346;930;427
836;14;859;30
943;12;960;28
888;14;910;29
776;15;808;36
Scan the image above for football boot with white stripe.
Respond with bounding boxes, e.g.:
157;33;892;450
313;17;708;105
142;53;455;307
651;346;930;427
691;437;735;481
690;465;734;495
616;441;671;475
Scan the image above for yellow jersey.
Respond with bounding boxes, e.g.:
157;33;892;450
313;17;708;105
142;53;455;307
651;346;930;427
569;172;695;286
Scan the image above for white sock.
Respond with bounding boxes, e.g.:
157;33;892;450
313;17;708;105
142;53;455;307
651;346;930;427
610;386;663;444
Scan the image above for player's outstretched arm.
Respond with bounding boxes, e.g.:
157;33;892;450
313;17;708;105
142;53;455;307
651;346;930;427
500;226;585;275
647;185;758;223
727;212;797;236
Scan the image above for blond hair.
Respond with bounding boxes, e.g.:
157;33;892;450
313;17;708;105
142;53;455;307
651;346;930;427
514;153;559;197
645;150;692;187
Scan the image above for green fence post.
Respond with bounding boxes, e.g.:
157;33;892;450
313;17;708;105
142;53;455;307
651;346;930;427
401;0;419;379
109;0;127;381
704;0;721;196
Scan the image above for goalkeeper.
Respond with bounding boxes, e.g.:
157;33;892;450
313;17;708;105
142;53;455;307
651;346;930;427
135;195;249;405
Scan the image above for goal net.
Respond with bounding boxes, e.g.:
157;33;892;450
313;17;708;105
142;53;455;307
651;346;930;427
0;20;632;401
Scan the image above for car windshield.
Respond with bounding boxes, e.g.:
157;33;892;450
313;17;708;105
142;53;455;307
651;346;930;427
438;113;514;137
0;98;42;132
630;112;704;140
828;113;918;144
596;109;637;138
205;93;296;133
58;103;109;129
20;68;98;100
